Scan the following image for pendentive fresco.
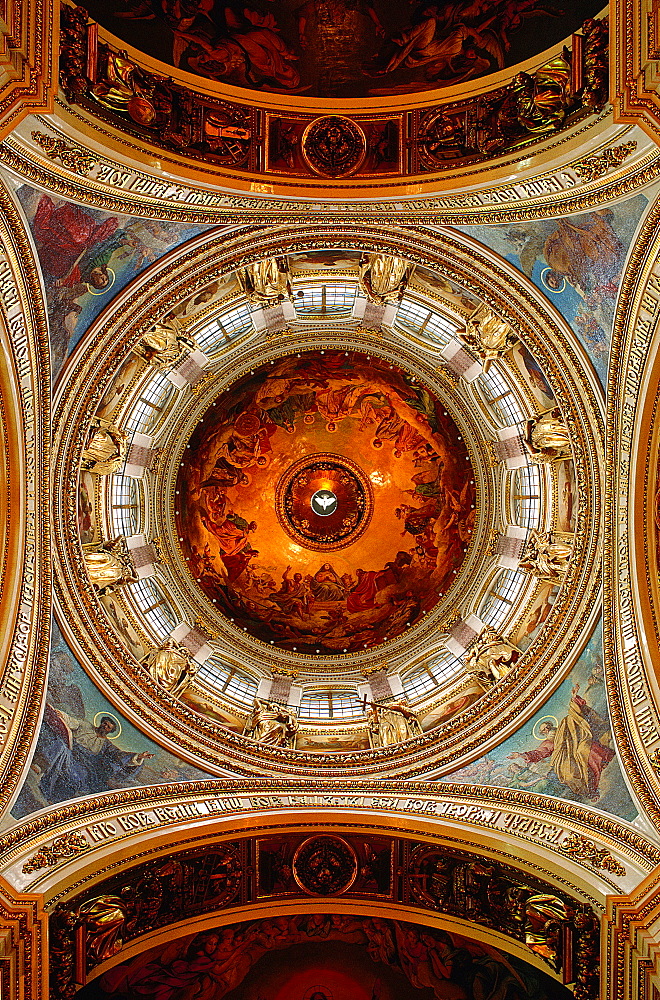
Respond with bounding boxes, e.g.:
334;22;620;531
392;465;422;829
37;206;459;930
11;620;211;819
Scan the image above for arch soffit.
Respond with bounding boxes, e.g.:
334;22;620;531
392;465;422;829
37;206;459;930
608;187;660;832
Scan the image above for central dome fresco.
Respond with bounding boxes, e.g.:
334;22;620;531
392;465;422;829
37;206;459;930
176;350;475;655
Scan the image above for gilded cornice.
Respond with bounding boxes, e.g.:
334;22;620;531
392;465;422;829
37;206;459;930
1;112;659;223
0;0;57;139
605;188;660;831
52;224;603;779
0;180;50;821
0;782;655;898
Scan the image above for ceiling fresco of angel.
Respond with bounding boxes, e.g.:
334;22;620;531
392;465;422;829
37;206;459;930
76;0;602;98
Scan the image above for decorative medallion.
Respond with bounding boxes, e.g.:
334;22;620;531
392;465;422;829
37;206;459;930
301;117;367;177
292;835;358;896
174;350;475;655
276;454;373;552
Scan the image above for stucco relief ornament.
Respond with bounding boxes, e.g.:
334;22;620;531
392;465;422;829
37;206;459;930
83;537;139;594
302;116;366;177
358;253;414;304
244;698;298;748
457;304;518;372
560;833;626;876
22;832;88;873
523;408;572;463
143;639;198;698
81;417;127;475
292;835;358;895
519;530;573;584
464;628;520;690
237;256;293;305
133;317;197;369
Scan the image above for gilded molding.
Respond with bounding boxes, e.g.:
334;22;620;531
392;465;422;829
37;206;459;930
1;112;658;224
0;180;50;821
50;224;604;780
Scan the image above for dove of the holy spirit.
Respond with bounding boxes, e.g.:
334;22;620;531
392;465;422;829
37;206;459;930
311;490;337;515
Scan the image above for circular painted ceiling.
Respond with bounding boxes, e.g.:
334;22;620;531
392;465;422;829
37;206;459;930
77;0;602;99
175;350;475;654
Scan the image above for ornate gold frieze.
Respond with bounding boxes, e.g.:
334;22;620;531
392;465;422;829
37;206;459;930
2;111;657;224
57;5;609;188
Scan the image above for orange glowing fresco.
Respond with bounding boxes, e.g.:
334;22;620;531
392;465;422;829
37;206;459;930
175;351;475;654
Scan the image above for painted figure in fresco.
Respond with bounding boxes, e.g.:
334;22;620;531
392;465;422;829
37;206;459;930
176;352;475;653
309;563;346;601
271;566;311;617
99;913;538;1000
31;195;123;289
244;699;298;747
123;1;301;89
32;703;154;805
543;212;625;295
507;684;615;801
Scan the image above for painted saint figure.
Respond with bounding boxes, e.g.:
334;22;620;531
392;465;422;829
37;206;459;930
507;684;615;801
34;704;154;805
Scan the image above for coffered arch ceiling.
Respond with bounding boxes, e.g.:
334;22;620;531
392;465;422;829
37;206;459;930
51;222;603;777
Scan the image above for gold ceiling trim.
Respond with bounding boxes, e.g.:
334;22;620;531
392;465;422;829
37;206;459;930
607;187;660;830
0;180;50;819
51;224;603;779
1;111;659;221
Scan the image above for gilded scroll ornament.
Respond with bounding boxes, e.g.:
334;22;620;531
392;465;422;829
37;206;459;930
81;417;127;475
574;141;637;182
244;698;298;748
30;131;96;176
560;833;626;875
22;832;88;874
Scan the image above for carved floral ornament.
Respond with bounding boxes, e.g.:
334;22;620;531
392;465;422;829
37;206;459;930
50;224;603;779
